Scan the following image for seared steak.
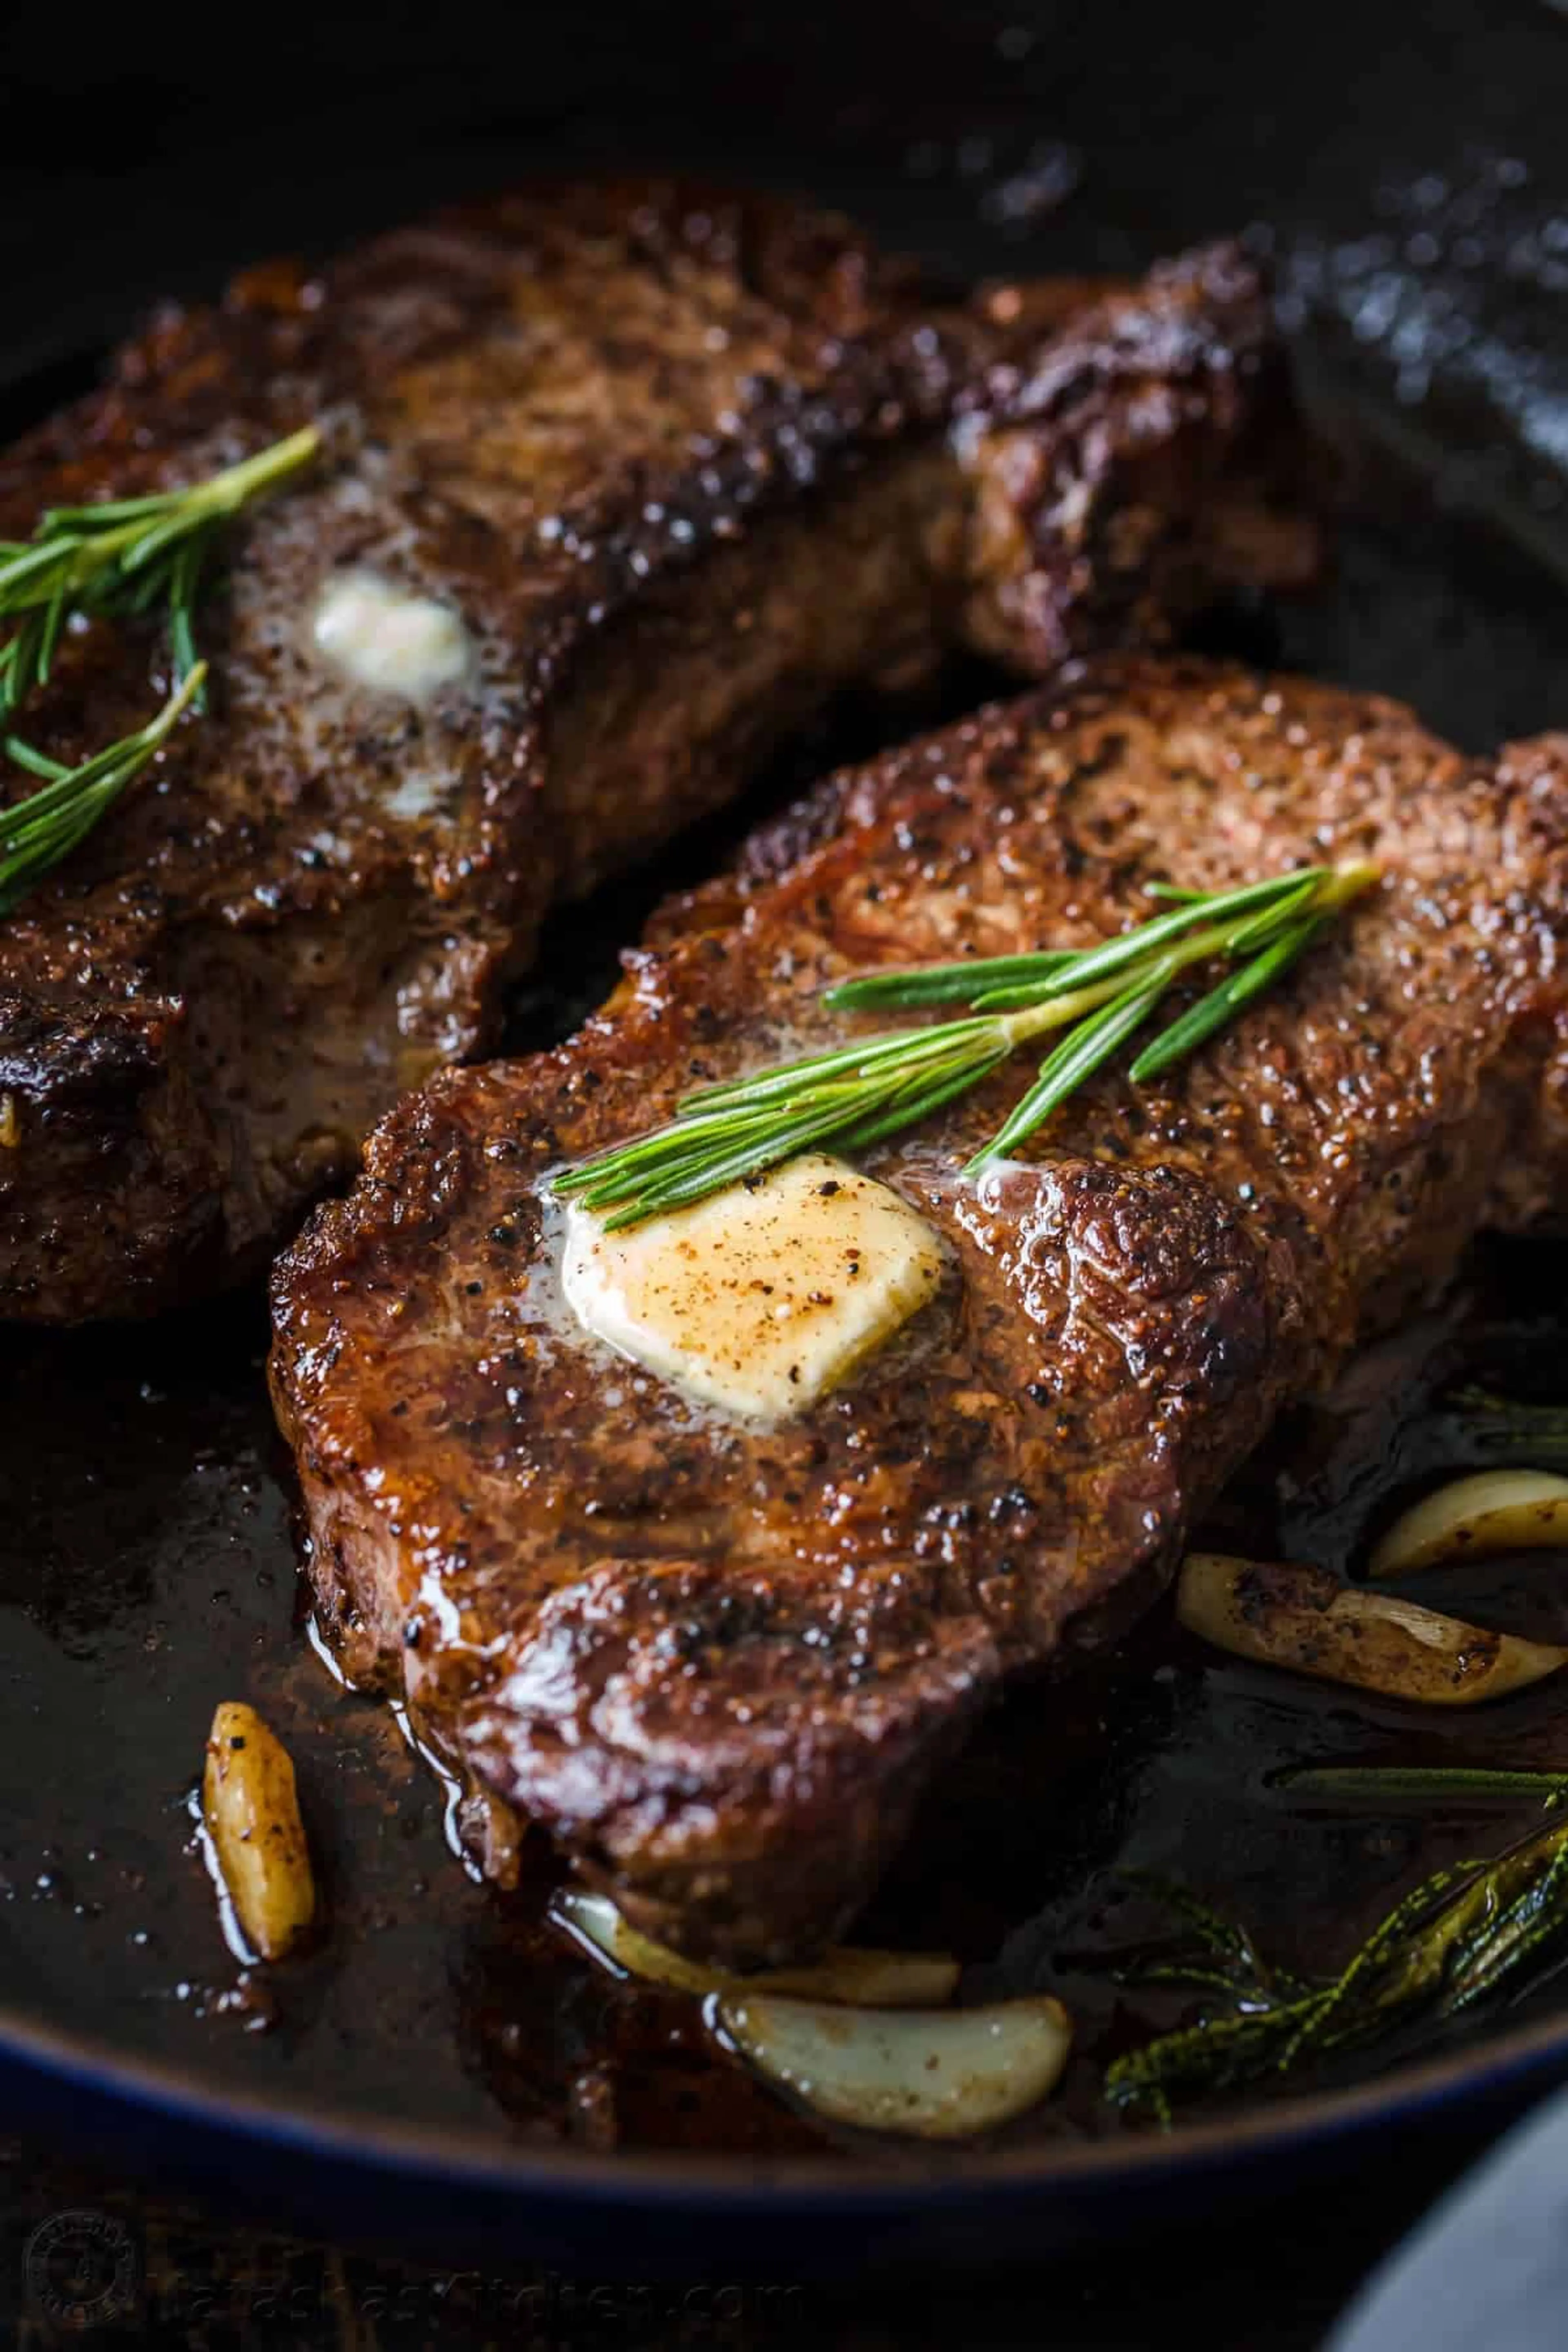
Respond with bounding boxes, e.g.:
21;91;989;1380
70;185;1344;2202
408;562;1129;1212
0;184;1306;1322
270;656;1568;1964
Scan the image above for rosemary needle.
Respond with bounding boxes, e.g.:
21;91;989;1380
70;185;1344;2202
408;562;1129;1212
557;861;1380;1229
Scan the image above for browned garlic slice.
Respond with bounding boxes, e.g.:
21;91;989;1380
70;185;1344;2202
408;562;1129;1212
202;1702;316;1960
715;1992;1072;2139
553;1890;959;2008
1177;1552;1568;1706
1369;1470;1568;1579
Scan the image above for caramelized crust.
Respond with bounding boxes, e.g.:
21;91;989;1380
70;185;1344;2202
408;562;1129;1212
271;657;1568;1962
0;185;1304;1320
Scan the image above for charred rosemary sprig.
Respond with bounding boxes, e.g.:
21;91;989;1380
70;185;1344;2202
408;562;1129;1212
1103;1817;1568;2123
557;862;1378;1231
0;425;319;911
1105;1871;1313;2004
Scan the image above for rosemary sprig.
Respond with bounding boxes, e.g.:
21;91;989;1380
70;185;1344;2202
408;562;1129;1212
1436;1388;1568;1468
0;425;319;911
1278;1765;1568;1808
0;425;319;721
0;666;206;914
1106;1871;1312;2003
558;861;1379;1230
1103;1817;1568;2122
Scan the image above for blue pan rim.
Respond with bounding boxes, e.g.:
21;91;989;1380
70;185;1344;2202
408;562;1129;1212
6;1985;1568;2211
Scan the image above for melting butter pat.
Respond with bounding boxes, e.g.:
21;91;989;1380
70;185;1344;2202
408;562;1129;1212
561;1154;943;1421
312;570;473;702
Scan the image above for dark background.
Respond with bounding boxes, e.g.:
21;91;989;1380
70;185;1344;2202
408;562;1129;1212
0;2125;1515;2345
3;0;1566;445
8;0;1568;690
5;2;1568;2341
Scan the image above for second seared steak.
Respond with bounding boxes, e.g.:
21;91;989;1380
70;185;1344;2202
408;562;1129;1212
0;183;1304;1323
271;657;1568;1965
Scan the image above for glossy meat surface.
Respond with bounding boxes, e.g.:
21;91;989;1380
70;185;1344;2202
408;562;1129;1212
271;657;1568;1962
0;183;1302;1320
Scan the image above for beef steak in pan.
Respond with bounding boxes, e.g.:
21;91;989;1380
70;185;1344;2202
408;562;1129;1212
0;182;1305;1323
270;654;1568;1965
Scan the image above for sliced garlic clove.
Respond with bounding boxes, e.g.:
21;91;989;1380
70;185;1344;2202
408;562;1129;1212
554;1892;719;1996
715;1992;1072;2139
1177;1552;1568;1707
1369;1470;1568;1579
552;1890;960;2008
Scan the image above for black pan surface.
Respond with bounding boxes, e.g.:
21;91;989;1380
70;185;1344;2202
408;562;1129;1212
6;0;1568;2270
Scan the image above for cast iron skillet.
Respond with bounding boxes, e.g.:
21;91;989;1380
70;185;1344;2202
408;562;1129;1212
6;0;1568;2275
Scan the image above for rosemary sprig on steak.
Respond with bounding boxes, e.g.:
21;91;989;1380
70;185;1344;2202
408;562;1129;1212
1104;1817;1568;2123
557;862;1379;1229
0;665;205;914
0;426;319;910
0;425;319;717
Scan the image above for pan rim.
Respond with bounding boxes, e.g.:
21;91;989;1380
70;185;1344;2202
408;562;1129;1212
4;1984;1566;2207
10;138;1568;2226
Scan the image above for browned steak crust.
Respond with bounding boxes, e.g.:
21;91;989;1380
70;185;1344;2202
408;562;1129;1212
0;185;1305;1322
269;657;1568;1964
